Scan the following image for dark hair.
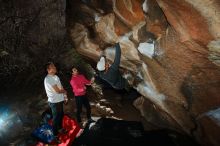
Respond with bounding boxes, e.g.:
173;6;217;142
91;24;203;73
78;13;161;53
71;66;77;70
46;62;54;70
71;64;81;70
71;65;82;74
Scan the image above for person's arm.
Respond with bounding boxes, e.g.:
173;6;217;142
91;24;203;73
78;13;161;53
82;75;92;85
52;85;67;94
82;75;95;85
111;42;121;69
46;77;67;94
100;50;105;57
90;77;95;84
64;94;68;104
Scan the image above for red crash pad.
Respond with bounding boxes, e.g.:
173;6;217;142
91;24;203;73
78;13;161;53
36;115;82;146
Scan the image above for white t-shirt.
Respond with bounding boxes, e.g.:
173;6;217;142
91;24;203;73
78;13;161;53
44;74;64;103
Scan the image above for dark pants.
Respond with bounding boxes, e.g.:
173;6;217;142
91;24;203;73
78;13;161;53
75;95;91;123
48;101;64;136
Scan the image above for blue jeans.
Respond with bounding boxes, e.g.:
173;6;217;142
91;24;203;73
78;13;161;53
75;95;91;123
48;101;64;136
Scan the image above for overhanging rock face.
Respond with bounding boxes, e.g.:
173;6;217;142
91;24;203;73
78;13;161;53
67;0;220;145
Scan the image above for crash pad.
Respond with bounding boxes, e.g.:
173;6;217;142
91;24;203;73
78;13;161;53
34;115;82;146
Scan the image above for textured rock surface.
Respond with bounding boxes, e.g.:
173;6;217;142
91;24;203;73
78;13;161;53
0;0;71;90
113;0;145;27
144;0;168;38
156;0;215;44
67;0;220;145
208;39;220;66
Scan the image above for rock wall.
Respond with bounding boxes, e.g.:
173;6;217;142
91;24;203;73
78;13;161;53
0;0;72;90
67;0;220;145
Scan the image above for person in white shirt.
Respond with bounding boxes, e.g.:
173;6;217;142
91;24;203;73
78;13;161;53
44;62;68;141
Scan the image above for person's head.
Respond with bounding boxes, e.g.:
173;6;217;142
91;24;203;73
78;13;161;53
72;67;79;76
46;62;57;75
97;57;105;71
96;56;110;72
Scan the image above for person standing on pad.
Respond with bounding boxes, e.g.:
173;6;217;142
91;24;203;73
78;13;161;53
44;62;68;143
70;67;95;125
